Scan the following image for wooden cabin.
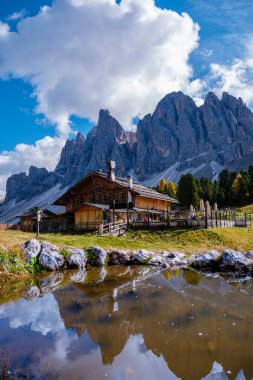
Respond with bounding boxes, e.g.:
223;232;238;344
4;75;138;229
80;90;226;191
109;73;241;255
17;206;66;232
53;161;178;231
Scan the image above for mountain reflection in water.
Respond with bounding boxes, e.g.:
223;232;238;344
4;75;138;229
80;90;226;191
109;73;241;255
0;266;252;380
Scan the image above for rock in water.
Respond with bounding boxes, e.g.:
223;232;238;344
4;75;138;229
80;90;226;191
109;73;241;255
39;242;65;271
107;250;131;265
22;239;41;261
191;250;220;269
38;272;64;293
25;286;40;301
220;249;249;271
71;269;87;282
67;248;87;268
87;246;107;266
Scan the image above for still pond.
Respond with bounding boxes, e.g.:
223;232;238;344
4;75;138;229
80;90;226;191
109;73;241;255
0;267;252;380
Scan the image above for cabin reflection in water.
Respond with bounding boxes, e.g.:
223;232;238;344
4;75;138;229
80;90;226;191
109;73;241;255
48;268;253;380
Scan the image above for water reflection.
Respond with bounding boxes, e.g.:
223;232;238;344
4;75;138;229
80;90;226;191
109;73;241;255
0;267;252;380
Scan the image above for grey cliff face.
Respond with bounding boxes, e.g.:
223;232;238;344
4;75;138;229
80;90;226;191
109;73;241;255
85;109;136;177
1;91;253;220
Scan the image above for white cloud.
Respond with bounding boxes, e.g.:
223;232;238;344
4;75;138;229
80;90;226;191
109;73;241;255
0;22;9;37
7;9;27;21
205;36;253;107
0;136;65;197
0;0;200;133
208;59;253;105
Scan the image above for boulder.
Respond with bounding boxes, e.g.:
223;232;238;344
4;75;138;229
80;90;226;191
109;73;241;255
107;250;131;265
220;249;249;272
39;242;65;271
131;249;165;266
161;251;185;260
22;239;41;261
87;246;107;266
191;250;220;269
246;251;253;259
66;248;87;269
131;249;154;265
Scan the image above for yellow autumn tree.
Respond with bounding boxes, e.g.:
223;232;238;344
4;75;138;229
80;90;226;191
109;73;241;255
232;173;242;195
167;181;177;198
158;178;167;192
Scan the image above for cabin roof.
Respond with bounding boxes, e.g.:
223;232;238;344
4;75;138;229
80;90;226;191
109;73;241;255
74;203;110;211
16;205;66;219
16;210;54;219
53;171;178;205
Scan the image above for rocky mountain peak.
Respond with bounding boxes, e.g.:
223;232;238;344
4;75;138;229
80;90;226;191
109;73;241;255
2;90;253;223
76;132;85;143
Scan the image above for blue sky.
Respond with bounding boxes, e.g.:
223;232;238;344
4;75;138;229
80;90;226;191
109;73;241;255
0;0;253;196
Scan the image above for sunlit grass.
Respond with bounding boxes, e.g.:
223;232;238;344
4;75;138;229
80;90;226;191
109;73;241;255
0;227;252;255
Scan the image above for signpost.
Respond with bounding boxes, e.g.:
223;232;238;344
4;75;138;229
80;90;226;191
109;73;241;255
36;210;42;237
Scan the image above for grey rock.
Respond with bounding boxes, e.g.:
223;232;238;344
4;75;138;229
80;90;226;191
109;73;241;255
161;251;185;260
221;249;249;271
131;249;165;266
245;251;253;259
131;249;154;265
22;239;41;261
107;250;131;265
87;246;107;266
66;248;87;268
191;250;220;269
39;242;65;271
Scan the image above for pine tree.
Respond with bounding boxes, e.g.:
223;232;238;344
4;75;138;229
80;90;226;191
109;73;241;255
177;174;200;208
218;169;231;206
248;165;253;200
199;177;213;201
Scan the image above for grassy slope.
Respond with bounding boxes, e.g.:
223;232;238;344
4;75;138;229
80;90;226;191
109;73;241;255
0;227;253;254
240;204;253;213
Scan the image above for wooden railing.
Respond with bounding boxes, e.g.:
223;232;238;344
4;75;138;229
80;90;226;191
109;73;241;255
98;221;128;237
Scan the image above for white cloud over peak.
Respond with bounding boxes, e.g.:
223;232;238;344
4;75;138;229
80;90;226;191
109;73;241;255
0;0;200;133
0;22;9;37
206;36;253;107
0;136;65;197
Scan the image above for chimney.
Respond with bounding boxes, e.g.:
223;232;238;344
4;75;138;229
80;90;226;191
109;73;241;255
107;161;116;181
127;175;133;189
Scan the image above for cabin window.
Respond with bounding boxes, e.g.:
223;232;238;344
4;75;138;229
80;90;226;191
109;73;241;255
119;192;125;202
101;194;107;203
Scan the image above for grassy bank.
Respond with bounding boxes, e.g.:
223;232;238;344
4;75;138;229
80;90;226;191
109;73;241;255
0;227;252;255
